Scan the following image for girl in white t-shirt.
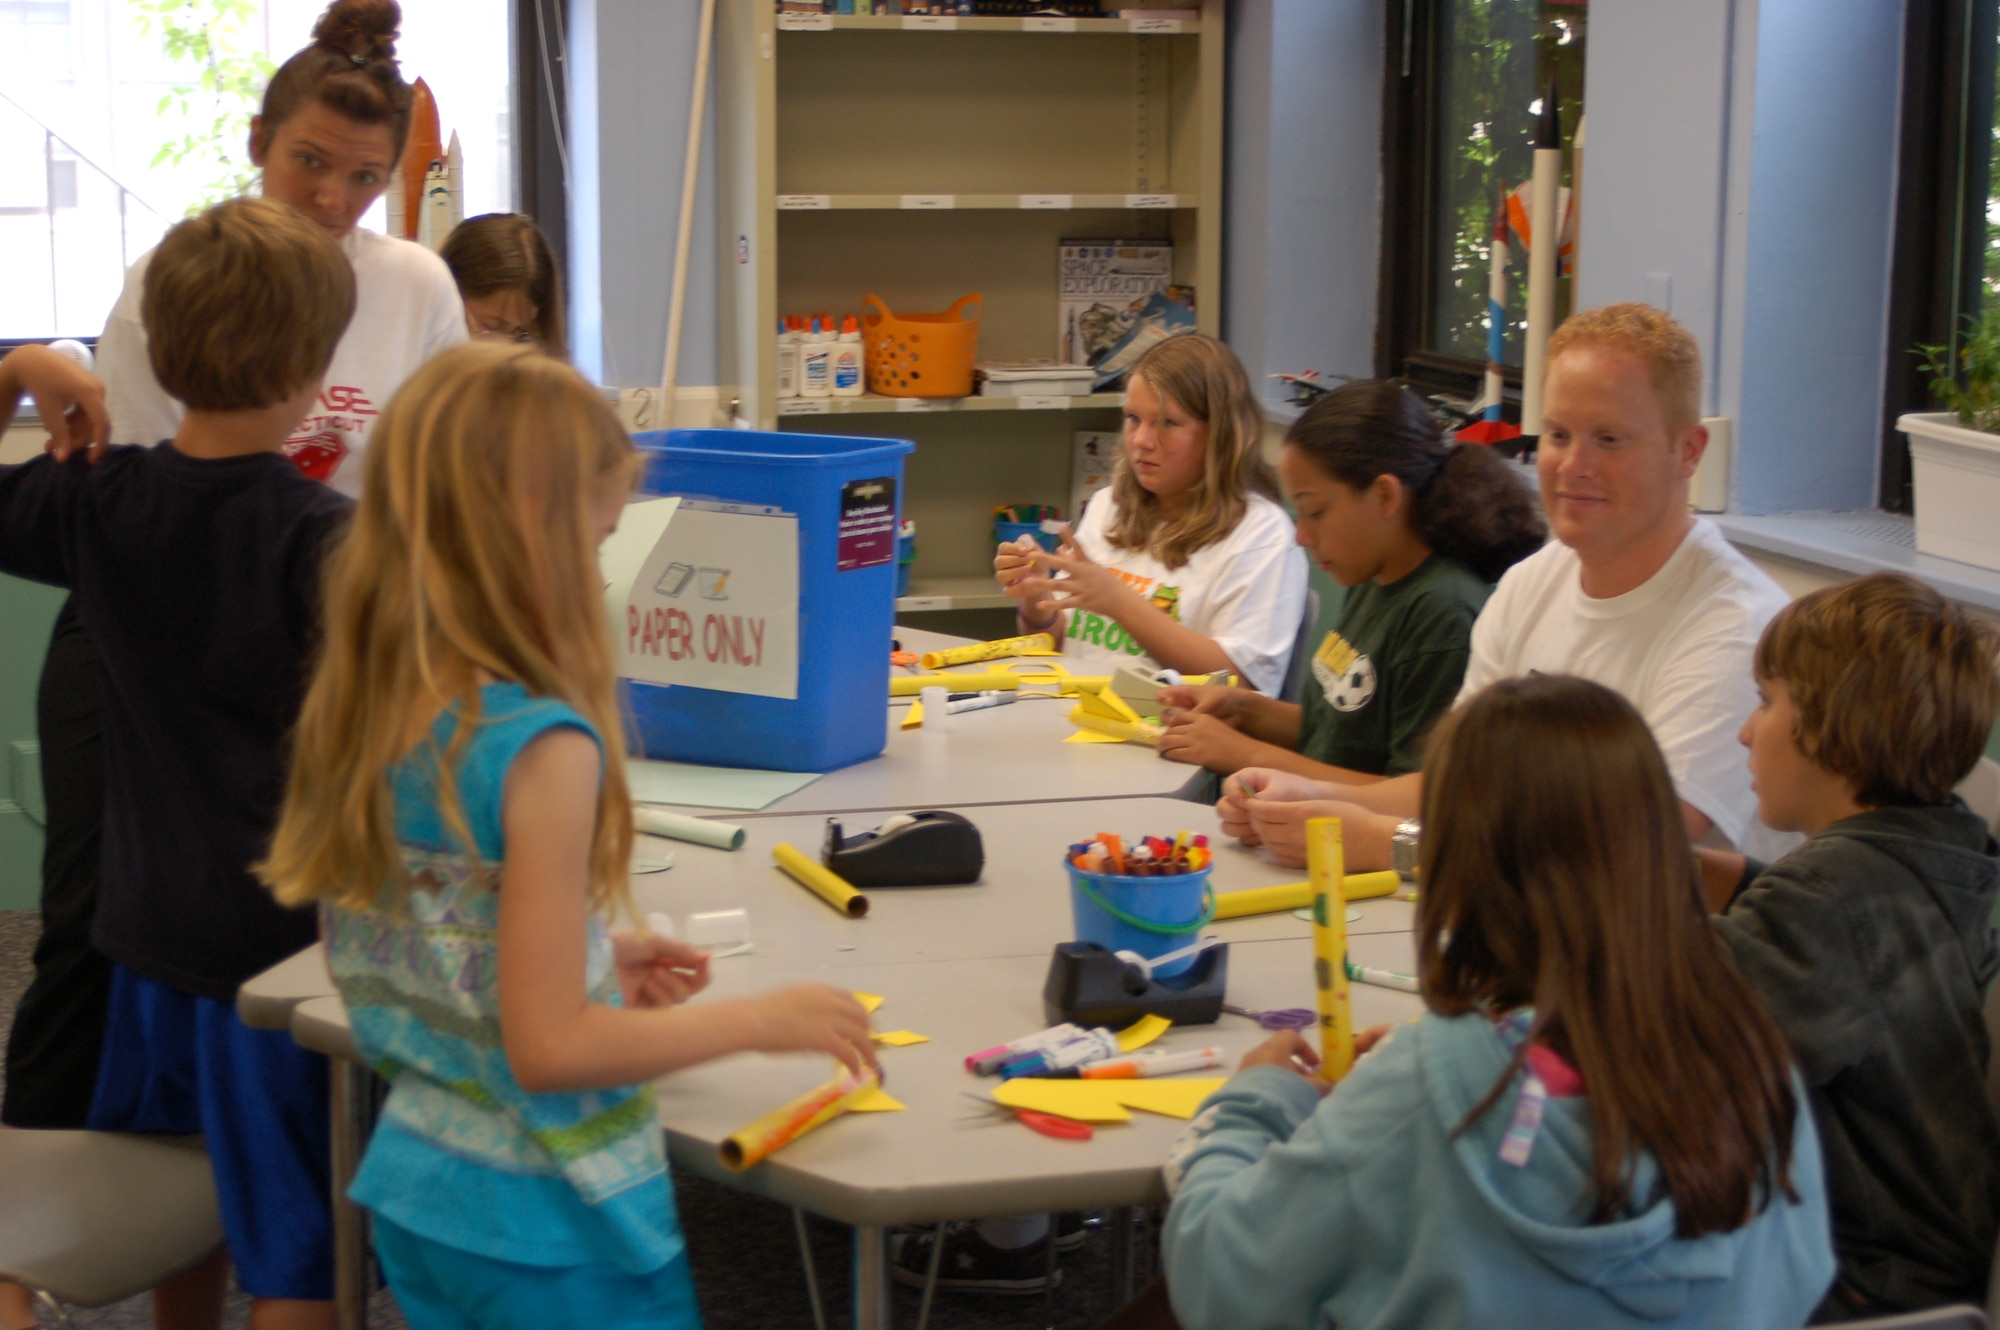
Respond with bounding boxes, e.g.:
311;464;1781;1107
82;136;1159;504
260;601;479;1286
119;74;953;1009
994;334;1308;694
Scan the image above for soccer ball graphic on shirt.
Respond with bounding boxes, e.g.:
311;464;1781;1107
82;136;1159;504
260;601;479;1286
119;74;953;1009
1312;631;1377;713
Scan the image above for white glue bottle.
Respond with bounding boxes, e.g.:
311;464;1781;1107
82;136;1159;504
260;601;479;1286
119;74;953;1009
800;314;834;398
774;315;800;399
833;314;865;397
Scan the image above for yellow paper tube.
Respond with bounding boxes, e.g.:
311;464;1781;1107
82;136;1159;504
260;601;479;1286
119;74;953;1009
919;633;1055;670
888;671;1024;697
1211;871;1401;920
774;842;869;917
1307;817;1355;1084
719;1067;880;1170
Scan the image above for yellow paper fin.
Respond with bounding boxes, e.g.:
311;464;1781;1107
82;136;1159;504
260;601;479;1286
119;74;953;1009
847;1086;907;1113
1064;729;1125;744
992;1081;1133;1123
1113;1079;1227;1120
1115;1014;1172;1053
901;700;924;730
871;1030;929;1047
853;992;885;1014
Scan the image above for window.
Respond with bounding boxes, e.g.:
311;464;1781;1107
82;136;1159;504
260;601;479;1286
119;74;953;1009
1881;0;2000;513
1377;0;1587;408
0;0;514;342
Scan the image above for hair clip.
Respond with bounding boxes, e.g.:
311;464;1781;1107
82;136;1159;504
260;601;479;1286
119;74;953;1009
349;51;368;66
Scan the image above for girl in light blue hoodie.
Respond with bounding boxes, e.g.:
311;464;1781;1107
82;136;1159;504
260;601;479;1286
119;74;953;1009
1159;675;1835;1330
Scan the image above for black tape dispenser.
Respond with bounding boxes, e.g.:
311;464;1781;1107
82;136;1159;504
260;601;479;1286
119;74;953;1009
821;811;984;887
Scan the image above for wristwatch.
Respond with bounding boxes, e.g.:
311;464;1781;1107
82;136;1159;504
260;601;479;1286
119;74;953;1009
1391;819;1422;880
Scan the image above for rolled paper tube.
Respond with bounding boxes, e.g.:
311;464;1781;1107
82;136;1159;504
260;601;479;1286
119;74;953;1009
774;842;869;917
919;633;1055;670
1210;870;1401;920
889;671;1023;696
719;1067;880;1170
634;806;747;851
1306;817;1355;1084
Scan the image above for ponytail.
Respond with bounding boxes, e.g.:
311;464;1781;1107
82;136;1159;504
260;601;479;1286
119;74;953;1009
1285;381;1546;584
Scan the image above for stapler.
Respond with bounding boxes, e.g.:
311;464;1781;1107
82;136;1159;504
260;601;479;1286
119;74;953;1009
822;811;983;887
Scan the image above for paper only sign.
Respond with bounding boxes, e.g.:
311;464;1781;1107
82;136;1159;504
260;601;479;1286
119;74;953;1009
605;498;801;701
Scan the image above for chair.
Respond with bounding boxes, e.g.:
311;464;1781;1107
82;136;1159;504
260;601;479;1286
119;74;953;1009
0;1129;223;1329
1837;1309;1987;1329
1957;756;2000;836
1278;585;1322;706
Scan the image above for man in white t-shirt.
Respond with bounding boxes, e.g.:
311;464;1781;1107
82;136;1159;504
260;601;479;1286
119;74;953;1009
1222;303;1789;868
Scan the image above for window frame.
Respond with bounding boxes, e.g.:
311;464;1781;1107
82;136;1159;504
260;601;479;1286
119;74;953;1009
1879;0;1997;514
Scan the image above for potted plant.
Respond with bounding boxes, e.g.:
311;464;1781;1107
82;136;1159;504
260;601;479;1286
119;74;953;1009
1902;312;2000;572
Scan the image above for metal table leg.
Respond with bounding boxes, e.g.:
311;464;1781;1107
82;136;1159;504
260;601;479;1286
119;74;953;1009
853;1223;891;1330
1109;1206;1137;1303
329;1060;371;1330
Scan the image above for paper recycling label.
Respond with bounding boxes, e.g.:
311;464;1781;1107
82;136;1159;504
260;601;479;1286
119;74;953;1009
615;499;800;700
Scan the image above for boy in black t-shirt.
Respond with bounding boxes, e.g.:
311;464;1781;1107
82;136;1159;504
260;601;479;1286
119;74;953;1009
0;196;356;1323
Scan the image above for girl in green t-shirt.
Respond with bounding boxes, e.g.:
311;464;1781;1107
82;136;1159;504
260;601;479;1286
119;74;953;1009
1158;381;1544;781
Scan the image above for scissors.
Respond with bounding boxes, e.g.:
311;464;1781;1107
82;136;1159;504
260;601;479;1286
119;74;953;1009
958;1092;1094;1141
1222;1003;1315;1031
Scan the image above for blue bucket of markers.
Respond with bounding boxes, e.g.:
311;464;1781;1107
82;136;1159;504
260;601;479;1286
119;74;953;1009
1067;860;1215;979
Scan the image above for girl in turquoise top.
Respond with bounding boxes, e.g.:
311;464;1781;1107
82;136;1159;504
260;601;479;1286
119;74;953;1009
1153;676;1834;1330
259;343;878;1328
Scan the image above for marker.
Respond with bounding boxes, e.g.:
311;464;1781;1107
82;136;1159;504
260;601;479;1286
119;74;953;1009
966;1023;1082;1076
1074;1047;1224;1080
944;691;1018;715
999;1029;1121;1079
1346;960;1419;994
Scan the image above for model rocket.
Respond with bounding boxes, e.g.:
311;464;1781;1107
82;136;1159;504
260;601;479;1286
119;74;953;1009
1519;80;1562;439
1456;194;1525;447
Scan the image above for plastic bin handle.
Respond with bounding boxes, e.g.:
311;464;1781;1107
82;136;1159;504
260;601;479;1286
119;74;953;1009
862;294;892;328
945;293;984;323
1075;877;1216;935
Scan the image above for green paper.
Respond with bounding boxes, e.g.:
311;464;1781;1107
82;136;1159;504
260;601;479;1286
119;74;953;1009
626;759;821;812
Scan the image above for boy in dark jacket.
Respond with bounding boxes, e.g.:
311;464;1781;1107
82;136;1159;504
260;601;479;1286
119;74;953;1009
1706;571;2000;1321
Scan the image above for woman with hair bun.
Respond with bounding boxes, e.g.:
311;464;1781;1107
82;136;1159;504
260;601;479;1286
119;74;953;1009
1157;380;1545;782
0;5;466;1328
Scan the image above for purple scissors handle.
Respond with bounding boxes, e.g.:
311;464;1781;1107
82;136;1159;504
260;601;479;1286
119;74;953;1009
1223;1003;1315;1031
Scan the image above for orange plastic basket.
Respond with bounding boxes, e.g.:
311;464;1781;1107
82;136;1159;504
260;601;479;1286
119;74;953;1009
861;293;982;398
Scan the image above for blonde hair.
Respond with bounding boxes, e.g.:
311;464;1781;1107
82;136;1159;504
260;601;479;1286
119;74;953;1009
144;196;355;411
259;343;640;917
1756;571;2000;806
1546;302;1702;434
1105;333;1277;569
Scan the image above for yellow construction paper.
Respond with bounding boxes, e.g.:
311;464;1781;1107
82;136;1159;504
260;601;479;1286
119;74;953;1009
1076;687;1142;723
1063;729;1125;744
889;671;1024;697
853;991;885;1013
1067;708;1161;746
901;700;924;729
991;1077;1229;1124
872;1030;929;1047
847;1085;906;1113
1115;1014;1172;1053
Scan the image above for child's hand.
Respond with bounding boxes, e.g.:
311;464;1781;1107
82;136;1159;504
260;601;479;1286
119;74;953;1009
1157;712;1258;771
1157;683;1247;722
1216;769;1337;849
1353;1024;1393;1059
1237;1031;1332;1096
1245;798;1392;871
993;534;1040;589
612;931;710;1008
0;344;111;462
750;984;881;1078
1012;527;1131;619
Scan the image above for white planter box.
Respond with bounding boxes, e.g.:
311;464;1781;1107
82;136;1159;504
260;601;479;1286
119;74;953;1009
1899;411;2000;573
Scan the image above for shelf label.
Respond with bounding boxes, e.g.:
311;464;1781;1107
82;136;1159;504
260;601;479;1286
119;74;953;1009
1128;17;1183;33
778;398;830;416
902;14;958;29
897;397;950;412
897;592;951;611
777;13;833;31
1018;396;1073;410
1024;16;1077;32
777;194;832;210
1019;193;1073;210
900;194;955;210
1125;193;1179;209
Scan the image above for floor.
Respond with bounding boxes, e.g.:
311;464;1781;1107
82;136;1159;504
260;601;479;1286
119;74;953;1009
0;910;1139;1329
